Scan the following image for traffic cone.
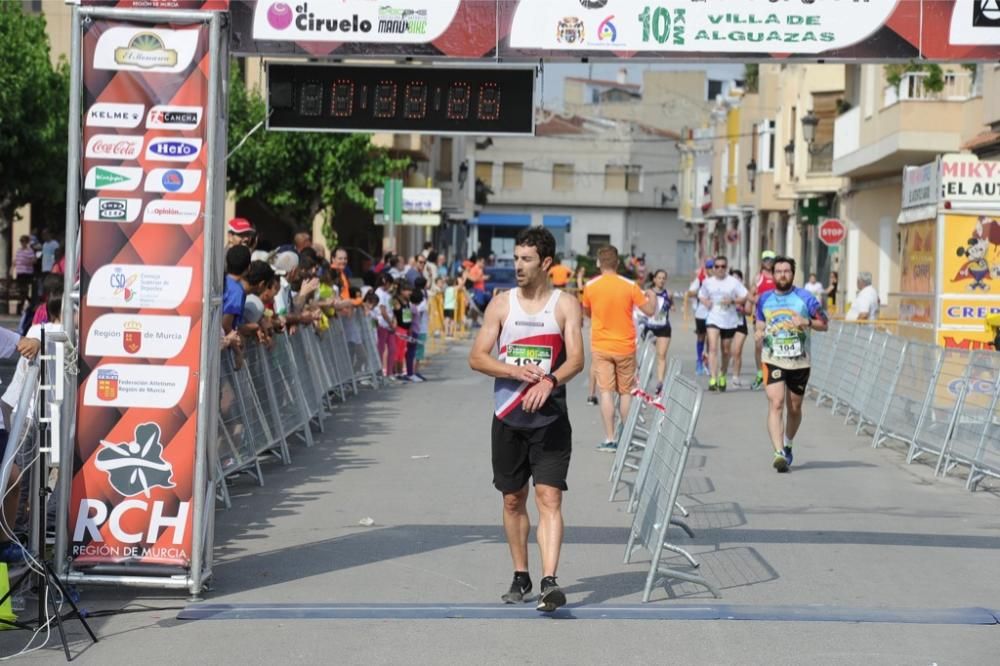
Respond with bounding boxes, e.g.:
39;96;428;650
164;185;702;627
0;562;16;628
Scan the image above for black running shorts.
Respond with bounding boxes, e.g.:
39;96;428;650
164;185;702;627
492;414;572;493
695;318;707;335
763;363;811;396
707;324;736;340
647;325;672;338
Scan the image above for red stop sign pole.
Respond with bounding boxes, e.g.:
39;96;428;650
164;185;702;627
818;218;846;247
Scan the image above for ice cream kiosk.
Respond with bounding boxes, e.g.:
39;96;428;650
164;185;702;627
898;153;1000;350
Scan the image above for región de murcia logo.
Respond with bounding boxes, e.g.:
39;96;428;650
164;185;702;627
95;422;175;497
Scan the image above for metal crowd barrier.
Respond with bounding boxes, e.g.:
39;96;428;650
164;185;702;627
213;311;385;504
808;322;1000;493
624;373;720;601
608;337;657;494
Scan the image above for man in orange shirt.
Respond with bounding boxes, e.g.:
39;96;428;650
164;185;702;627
547;257;573;288
581;245;656;451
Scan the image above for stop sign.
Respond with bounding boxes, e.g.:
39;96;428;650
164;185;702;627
818;218;846;246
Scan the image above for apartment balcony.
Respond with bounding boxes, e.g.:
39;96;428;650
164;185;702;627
833;74;982;178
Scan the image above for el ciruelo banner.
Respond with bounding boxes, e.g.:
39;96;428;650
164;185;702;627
70;18;211;568
227;0;1000;61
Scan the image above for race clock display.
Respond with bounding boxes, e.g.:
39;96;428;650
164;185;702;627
267;64;536;135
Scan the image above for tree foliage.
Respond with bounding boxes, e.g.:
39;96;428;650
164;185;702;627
0;4;69;246
226;64;409;247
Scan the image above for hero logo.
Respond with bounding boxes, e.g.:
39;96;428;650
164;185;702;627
85;134;144;160
83;197;141;223
146;105;202;131
87;103;144;129
72;422;189;549
145;138;202;163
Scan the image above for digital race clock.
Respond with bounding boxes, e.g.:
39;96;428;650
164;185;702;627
266;64;536;135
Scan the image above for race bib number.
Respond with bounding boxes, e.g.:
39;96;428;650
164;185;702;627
772;335;802;359
402;308;413;324
505;344;553;373
650;312;668;326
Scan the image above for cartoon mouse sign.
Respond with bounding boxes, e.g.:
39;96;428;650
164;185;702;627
946;214;1000;293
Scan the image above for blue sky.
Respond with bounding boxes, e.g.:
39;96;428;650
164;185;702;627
539;62;746;110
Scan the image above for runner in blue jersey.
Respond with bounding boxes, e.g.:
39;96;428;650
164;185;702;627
755;256;828;473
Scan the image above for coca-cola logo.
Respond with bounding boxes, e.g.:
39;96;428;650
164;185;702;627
86;134;143;161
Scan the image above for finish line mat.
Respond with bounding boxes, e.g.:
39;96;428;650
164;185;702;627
177;603;1000;625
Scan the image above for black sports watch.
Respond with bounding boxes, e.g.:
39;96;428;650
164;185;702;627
543;373;558;387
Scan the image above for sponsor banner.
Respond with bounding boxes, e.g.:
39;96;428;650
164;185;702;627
144;168;202;193
86;264;193;310
939;298;1000;327
940;154;1000;205
86;134;144;160
900;220;936;295
938;328;997;351
93;26;200;73
83;197;143;223
75;18;211;570
84;165;144;192
230;0;1000;61
146;105;203;131
144;137;203;163
87;102;145;128
251;0;462;43
83;364;189;408
142;199;201;225
949;0;1000;44
510;1;900;53
943;213;1000;295
70;420;192;566
84;314;191;359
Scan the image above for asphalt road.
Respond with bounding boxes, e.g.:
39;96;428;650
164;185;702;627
2;316;998;663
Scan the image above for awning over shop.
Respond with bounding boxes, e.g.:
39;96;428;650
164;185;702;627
470;213;531;227
542;215;571;228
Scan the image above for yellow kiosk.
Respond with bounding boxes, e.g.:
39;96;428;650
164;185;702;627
897;153;1000;350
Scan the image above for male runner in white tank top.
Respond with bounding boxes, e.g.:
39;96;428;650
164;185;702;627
469;227;584;612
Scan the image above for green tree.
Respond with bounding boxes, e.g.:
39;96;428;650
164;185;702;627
226;64;409;248
0;4;69;272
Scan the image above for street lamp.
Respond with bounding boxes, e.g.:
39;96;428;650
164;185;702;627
801;110;819;147
746;158;757;193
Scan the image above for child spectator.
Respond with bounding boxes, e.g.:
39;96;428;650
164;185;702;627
408;277;429;382
392;280;413;379
374;273;397;378
443;277;458;338
223;245;252;334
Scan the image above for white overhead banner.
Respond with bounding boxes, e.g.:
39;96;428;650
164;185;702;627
509;0;901;53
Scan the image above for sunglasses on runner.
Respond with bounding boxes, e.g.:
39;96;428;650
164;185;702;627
714;263;727;270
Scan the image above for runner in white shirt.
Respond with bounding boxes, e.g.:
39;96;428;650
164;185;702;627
697;256;748;392
686;258;714;376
